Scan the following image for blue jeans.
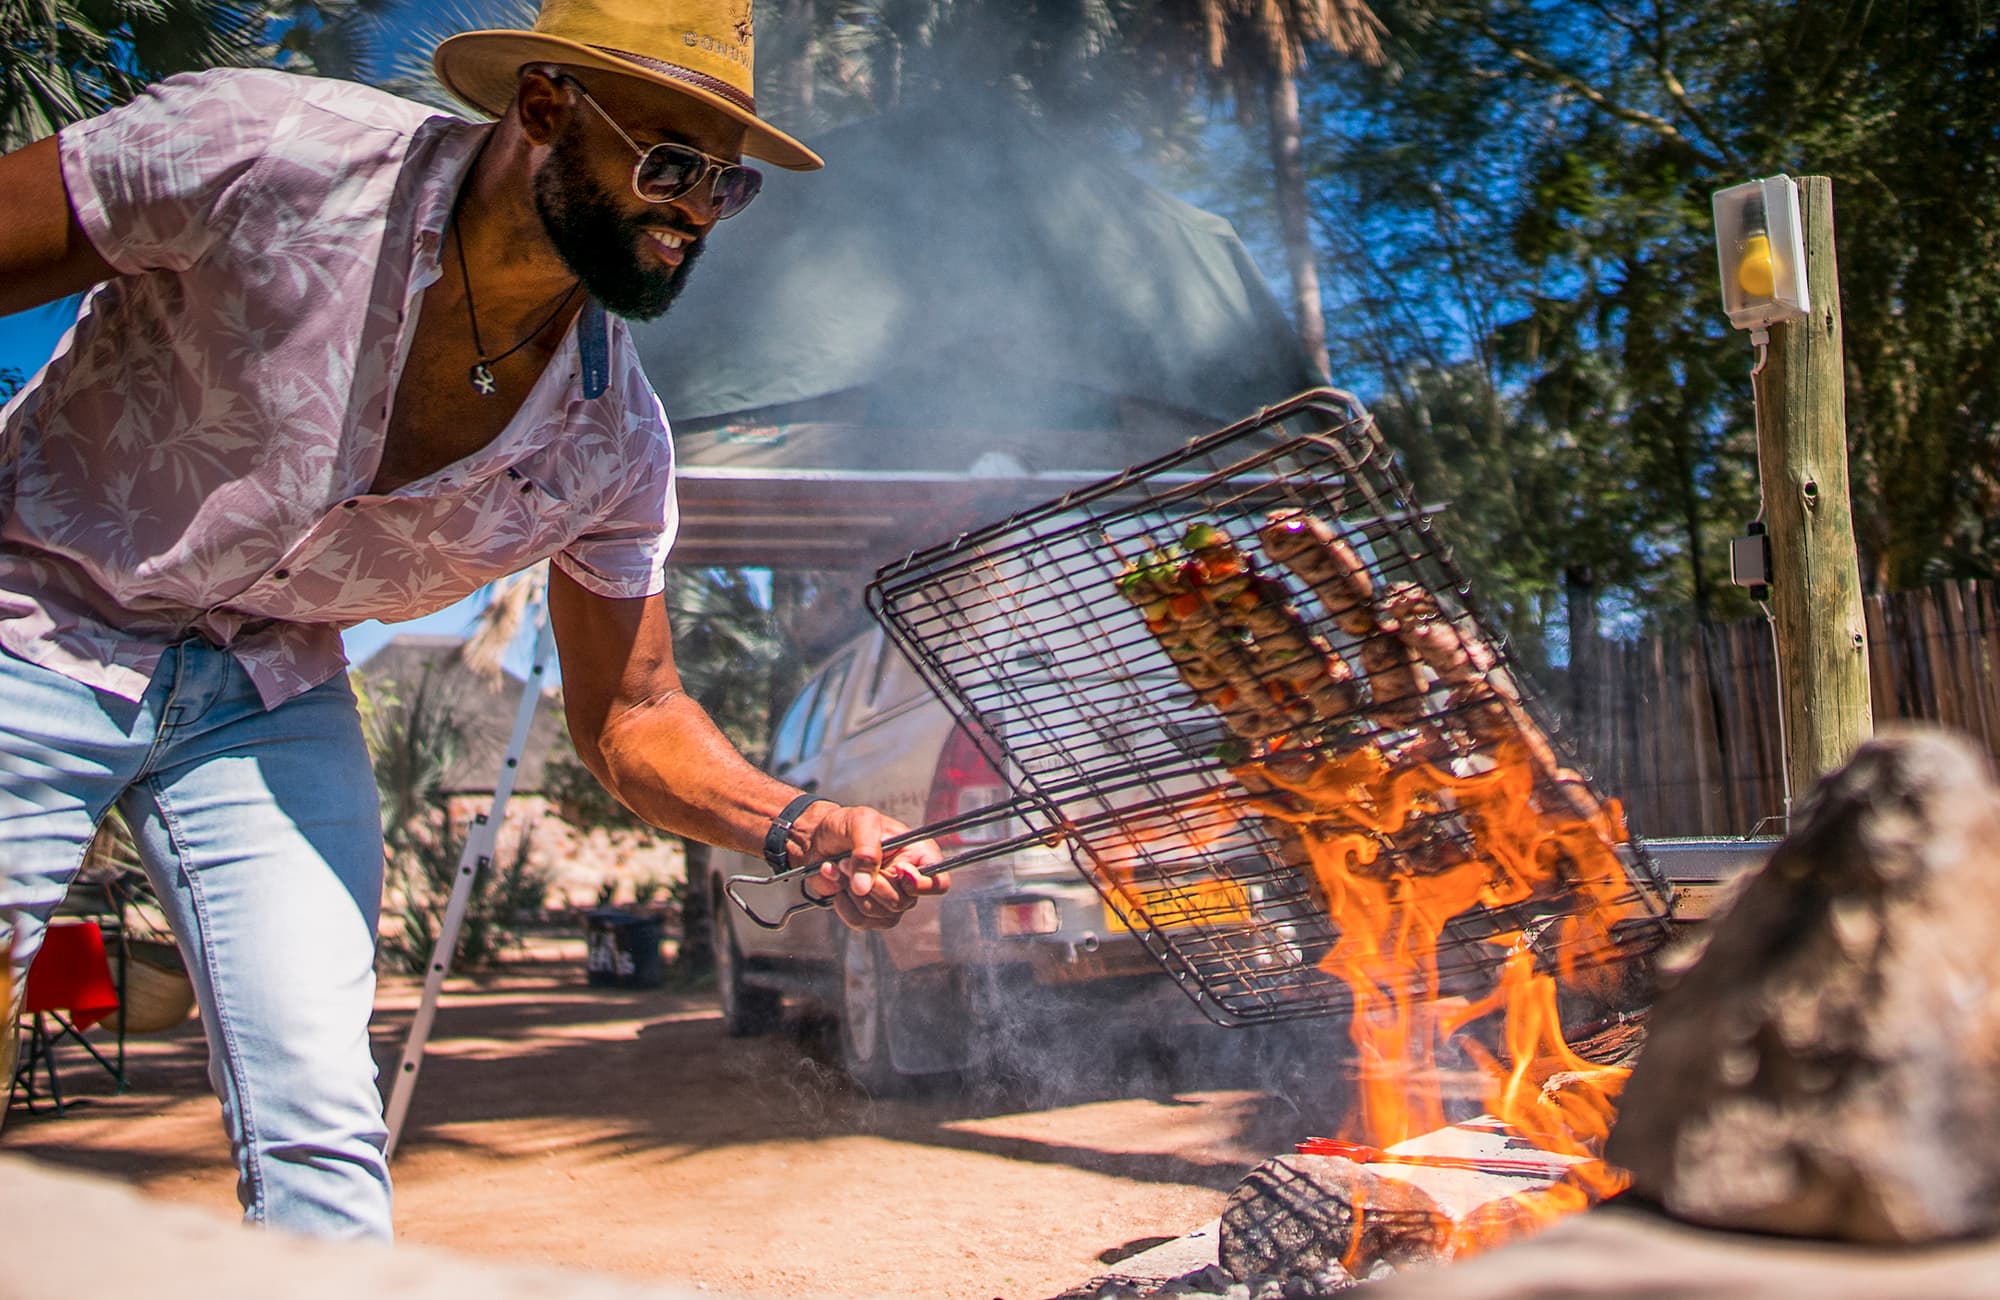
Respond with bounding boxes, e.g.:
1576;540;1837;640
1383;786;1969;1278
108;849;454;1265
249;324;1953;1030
0;639;392;1240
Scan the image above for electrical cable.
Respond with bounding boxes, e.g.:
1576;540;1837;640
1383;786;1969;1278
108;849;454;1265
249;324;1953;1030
1745;328;1792;828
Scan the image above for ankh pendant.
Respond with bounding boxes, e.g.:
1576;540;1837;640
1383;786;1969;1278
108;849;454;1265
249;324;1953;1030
470;362;498;396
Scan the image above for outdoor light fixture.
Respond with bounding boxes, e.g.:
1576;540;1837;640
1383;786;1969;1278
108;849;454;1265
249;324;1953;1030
1713;175;1810;333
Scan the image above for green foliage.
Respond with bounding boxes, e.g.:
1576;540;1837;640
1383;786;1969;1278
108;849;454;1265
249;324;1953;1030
358;666;549;974
1308;0;1999;649
266;0;406;79
378;818;548;974
665;567;804;758
0;0;271;149
0;1;409;150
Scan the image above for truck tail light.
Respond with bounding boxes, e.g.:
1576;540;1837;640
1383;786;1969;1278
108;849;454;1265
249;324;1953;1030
925;724;1009;846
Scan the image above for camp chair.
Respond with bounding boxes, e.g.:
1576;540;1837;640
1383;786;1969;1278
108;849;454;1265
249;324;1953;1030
10;920;123;1115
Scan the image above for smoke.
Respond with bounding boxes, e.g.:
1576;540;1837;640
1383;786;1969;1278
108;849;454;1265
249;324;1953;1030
637;86;1317;479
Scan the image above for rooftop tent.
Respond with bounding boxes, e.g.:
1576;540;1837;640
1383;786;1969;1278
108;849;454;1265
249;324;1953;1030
628;93;1317;565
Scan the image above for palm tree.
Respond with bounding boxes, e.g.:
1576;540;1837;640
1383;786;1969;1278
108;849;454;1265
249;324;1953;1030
0;0;270;149
269;0;410;81
377;0;532;107
1126;0;1385;382
1;1;410;151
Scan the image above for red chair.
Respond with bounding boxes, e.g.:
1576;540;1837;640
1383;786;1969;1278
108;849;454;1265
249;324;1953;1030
10;920;124;1115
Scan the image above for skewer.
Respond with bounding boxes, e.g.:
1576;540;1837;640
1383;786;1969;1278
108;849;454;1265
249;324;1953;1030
1294;1135;1578;1179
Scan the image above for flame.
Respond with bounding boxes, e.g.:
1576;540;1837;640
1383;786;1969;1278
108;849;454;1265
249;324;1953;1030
1108;519;1658;1261
1251;733;1646;1252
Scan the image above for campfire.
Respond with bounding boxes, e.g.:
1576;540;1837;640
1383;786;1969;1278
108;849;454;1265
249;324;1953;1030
867;391;1672;1285
1115;509;1650;1280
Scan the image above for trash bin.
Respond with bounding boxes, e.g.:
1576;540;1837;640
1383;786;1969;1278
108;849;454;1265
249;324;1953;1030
583;909;665;989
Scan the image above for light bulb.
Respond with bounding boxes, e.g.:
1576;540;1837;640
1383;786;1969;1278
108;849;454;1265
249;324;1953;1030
1737;233;1776;299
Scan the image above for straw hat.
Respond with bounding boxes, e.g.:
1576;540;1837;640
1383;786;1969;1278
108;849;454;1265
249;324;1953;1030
434;0;823;170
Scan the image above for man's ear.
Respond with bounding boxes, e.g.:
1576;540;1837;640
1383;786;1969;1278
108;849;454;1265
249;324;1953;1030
514;67;570;147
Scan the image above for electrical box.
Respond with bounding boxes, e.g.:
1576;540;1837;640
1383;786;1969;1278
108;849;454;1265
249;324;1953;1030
1712;176;1810;332
1730;520;1771;599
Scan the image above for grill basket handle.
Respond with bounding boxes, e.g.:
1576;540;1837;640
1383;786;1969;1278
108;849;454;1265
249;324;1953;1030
723;799;1063;931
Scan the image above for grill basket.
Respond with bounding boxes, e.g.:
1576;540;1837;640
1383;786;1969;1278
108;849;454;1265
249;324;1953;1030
866;389;1672;1028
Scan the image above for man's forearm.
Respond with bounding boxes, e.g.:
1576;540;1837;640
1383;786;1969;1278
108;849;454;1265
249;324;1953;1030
584;687;813;856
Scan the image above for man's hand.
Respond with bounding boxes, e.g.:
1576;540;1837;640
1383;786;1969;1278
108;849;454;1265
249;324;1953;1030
796;802;947;931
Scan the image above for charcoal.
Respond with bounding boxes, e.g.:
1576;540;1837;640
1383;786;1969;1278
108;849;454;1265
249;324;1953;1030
1607;726;2000;1244
1220;1154;1450;1280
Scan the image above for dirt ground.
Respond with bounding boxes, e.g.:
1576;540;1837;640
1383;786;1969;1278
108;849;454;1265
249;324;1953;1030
3;936;1354;1300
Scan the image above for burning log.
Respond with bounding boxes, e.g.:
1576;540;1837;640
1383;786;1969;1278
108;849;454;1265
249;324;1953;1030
1219;1123;1608;1283
1607;726;2000;1244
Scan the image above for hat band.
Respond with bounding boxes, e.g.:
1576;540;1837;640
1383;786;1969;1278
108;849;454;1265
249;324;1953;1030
589;44;757;116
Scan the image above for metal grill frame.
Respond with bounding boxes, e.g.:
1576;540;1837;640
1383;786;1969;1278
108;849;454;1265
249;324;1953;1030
866;389;1672;1027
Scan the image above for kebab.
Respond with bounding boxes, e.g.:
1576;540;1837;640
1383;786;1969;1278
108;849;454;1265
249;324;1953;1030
1116;523;1359;742
1373;581;1604;825
1248;510;1590;867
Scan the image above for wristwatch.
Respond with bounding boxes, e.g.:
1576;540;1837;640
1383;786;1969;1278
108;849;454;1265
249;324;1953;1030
764;792;832;874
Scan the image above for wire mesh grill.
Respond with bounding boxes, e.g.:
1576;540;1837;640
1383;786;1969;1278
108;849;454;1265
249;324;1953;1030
867;390;1672;1027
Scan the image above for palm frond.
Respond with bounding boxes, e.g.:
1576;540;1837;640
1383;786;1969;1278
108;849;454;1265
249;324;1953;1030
458;561;548;682
377;0;534;108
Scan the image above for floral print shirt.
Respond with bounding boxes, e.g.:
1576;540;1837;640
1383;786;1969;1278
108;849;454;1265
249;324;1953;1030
0;69;678;707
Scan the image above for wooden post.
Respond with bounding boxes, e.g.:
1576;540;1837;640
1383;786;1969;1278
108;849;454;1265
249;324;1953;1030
1754;175;1873;803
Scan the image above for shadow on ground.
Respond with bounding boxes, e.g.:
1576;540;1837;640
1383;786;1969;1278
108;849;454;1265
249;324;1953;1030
5;949;1360;1197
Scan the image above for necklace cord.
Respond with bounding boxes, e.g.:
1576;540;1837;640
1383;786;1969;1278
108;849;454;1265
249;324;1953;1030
451;144;581;380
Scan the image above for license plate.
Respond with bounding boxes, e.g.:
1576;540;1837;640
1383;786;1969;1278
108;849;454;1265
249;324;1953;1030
1104;880;1252;932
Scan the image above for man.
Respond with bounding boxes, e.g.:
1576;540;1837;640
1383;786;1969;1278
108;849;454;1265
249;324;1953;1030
0;0;945;1242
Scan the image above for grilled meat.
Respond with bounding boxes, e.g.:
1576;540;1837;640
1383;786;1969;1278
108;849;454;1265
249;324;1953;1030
1119;523;1360;741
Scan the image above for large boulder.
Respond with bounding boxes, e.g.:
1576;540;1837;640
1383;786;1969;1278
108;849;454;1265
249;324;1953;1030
1607;726;2000;1243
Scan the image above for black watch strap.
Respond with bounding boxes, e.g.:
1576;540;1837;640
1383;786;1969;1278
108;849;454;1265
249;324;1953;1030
764;793;831;874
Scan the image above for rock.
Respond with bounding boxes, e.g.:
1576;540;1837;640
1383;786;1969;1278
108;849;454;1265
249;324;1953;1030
1607;727;2000;1244
0;1154;711;1300
1359;1201;2000;1299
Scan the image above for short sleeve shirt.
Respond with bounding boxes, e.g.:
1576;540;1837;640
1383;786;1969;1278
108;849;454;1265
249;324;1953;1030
0;68;679;707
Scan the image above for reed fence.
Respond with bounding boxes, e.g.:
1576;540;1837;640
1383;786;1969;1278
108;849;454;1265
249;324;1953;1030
1553;579;2000;839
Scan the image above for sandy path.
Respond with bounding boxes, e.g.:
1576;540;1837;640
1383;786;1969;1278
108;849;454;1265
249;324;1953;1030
4;942;1347;1300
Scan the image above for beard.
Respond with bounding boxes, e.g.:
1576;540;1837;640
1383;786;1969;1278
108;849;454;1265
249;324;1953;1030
532;124;705;321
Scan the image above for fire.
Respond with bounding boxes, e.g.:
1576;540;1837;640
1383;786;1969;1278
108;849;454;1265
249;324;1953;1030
1252;733;1644;1251
1112;514;1662;1260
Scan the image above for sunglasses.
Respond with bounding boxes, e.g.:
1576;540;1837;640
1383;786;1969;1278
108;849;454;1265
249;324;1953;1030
562;76;764;220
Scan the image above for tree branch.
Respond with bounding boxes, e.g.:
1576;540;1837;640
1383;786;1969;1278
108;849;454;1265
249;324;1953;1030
1472;18;1725;168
